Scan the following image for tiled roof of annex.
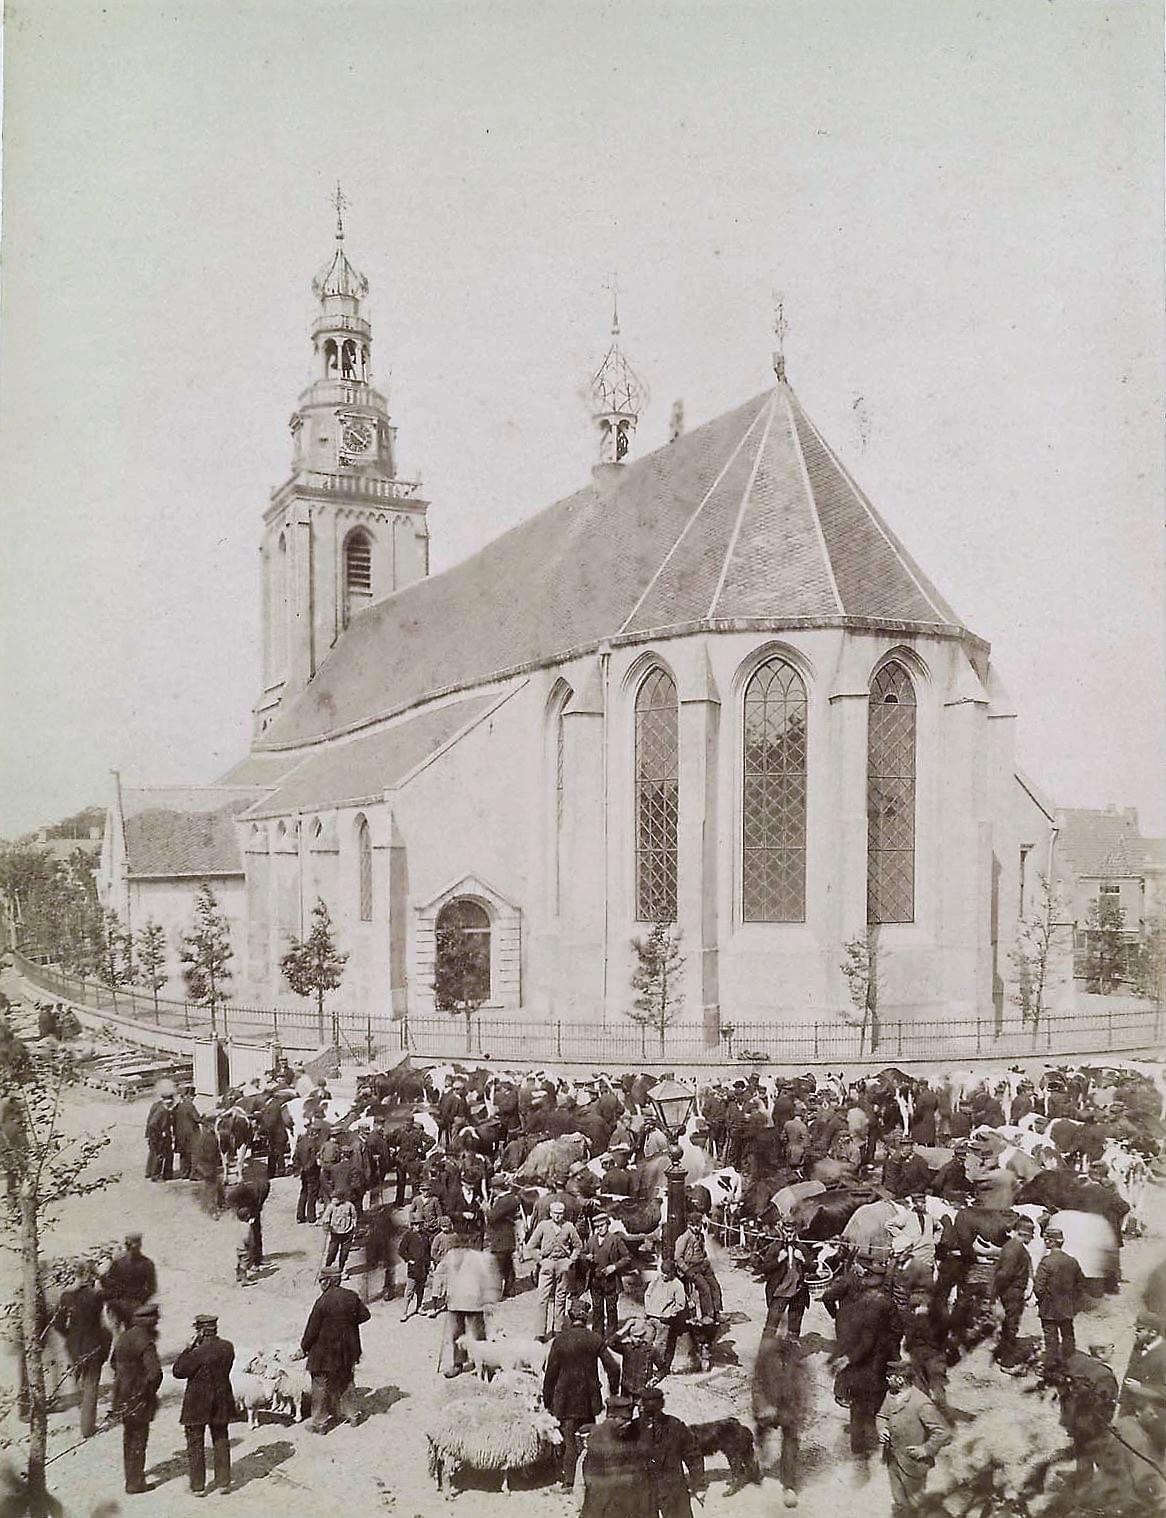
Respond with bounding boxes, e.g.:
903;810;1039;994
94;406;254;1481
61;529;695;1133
258;381;975;750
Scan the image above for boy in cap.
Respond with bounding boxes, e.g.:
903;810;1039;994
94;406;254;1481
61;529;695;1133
173;1313;236;1495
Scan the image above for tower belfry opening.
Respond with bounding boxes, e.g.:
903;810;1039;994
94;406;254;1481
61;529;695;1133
589;277;649;465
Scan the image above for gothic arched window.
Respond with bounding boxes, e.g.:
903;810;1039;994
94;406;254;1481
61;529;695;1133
742;658;808;921
867;661;917;924
634;667;678;923
343;529;373;626
356;816;372;921
435;898;491;1008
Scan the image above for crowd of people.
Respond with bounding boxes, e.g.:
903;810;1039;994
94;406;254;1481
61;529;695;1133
41;1057;1166;1514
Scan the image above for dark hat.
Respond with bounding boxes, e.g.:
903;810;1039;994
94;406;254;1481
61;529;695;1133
887;1358;913;1377
319;1263;342;1280
1044;1227;1064;1242
606;1394;635;1413
124;1231;144;1243
193;1313;218;1329
640;1386;665;1406
133;1303;159;1321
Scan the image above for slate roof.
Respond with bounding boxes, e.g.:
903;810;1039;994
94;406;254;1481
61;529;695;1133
243;693;500;819
259;382;972;750
121;788;267;877
1056;807;1154;879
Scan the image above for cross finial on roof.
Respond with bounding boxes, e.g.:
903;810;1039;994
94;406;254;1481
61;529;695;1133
331;181;349;241
772;294;789;382
605;271;620;336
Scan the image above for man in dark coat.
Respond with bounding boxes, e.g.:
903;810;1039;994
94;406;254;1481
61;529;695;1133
258;1094;290;1178
485;1176;522;1297
172;1088;201;1180
543;1300;620;1489
580;1395;647;1518
882;1137;931;1200
294;1118;324;1223
438;1080;469;1148
760;1217;813;1340
992;1216;1035;1367
54;1260;112;1438
173;1313;236;1495
638;1386;705;1518
300;1263;371;1432
831;1266;898;1461
111;1302;162;1494
586;1213;633;1340
145;1094;175;1182
1034;1227;1087;1371
394;1114;434;1205
101;1233;158;1330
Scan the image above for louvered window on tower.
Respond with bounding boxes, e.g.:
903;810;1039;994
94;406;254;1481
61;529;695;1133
742;659;807;921
344;531;373;625
635;668;679;923
867;661;917;924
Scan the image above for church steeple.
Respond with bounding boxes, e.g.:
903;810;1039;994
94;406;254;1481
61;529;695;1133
589;279;648;465
253;191;431;739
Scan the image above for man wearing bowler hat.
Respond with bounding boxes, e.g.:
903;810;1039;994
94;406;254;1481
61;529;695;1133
173;1313;236;1495
111;1302;163;1495
638;1385;705;1518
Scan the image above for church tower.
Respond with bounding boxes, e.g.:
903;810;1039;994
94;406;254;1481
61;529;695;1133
253;191;430;737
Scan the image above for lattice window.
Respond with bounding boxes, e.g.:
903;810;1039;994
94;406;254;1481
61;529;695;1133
357;817;372;921
742;658;807;921
867;661;916;924
635;667;678;923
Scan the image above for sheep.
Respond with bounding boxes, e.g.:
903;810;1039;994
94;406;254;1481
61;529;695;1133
271;1364;312;1421
457;1331;549;1381
229;1368;277;1428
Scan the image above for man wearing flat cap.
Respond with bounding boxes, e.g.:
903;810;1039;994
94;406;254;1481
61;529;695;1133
543;1299;620;1491
173;1314;236;1495
300;1264;371;1432
101;1232;158;1331
876;1360;951;1517
638;1385;705;1518
580;1395;644;1518
111;1302;162;1494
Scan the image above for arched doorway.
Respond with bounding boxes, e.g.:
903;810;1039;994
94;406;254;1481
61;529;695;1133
434;898;491;1010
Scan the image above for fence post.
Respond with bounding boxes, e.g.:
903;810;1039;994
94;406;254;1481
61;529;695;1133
976;1015;982;1056
1107;1004;1113;1050
555;1022;563;1061
366;1012;374;1064
641;1026;647;1061
813;1023;819;1059
896;1022;903;1058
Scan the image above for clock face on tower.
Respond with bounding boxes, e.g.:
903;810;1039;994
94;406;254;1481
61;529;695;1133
337;413;376;465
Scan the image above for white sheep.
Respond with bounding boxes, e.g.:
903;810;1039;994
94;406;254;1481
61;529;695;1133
458;1331;549;1381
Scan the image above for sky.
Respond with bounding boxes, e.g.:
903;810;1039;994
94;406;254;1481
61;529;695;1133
1;0;1163;839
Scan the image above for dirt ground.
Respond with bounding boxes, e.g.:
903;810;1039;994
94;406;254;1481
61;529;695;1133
3;1050;1165;1518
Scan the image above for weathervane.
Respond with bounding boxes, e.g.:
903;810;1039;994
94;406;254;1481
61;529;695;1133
331;181;349;241
772;294;789;381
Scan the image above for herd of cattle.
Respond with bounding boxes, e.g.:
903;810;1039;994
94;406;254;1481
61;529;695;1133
207;1056;1165;1298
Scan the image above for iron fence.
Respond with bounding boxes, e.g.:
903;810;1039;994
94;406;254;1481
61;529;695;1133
13;951;1164;1067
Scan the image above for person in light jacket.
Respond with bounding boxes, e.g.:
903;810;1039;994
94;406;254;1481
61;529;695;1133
877;1359;952;1516
432;1242;502;1376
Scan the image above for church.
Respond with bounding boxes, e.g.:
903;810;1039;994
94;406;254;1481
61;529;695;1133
99;211;1064;1038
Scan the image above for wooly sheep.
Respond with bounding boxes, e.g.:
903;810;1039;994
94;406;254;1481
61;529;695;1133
457;1331;549;1381
426;1380;562;1494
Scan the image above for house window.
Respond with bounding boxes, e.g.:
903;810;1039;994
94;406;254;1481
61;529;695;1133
357;817;372;921
435;898;491;1006
867;661;917;924
742;657;808;921
343;530;373;626
634;667;678;923
1099;882;1121;900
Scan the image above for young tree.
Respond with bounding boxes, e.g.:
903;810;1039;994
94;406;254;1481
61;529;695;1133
281;898;349;1046
840;926;885;1054
135;919;168;1022
628;922;686;1055
1133;910;1166;1010
1083;895;1127;995
179;883;234;1033
433;917;490;1055
1;1015;114;1516
98;907;133;1010
1010;875;1066;1034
